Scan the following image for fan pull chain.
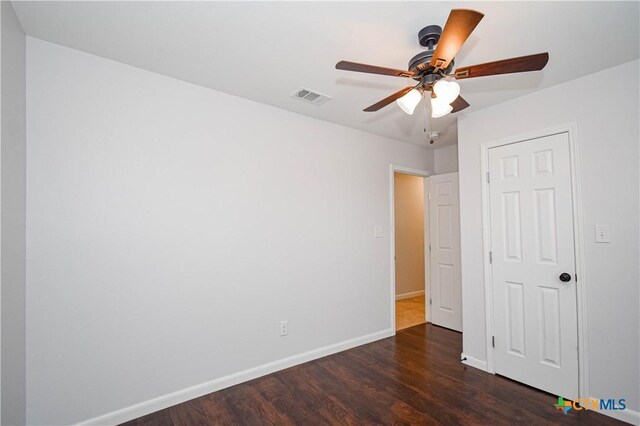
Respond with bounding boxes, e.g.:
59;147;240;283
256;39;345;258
423;102;432;139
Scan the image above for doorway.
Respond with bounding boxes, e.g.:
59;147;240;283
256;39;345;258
393;172;427;330
390;166;463;333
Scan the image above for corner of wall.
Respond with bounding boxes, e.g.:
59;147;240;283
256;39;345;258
0;1;27;425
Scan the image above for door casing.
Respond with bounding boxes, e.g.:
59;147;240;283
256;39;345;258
479;122;589;399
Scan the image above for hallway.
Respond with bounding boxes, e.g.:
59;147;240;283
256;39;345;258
396;295;426;330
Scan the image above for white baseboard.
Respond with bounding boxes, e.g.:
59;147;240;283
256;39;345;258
77;328;395;426
395;290;425;300
588;398;640;425
460;353;488;372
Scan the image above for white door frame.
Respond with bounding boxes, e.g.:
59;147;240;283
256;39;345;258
480;122;589;398
389;164;432;333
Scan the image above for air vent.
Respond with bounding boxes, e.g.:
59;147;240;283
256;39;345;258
291;88;332;106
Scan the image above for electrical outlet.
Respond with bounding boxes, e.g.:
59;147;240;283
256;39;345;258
595;225;610;243
279;320;288;337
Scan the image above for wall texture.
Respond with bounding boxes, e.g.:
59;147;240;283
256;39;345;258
433;144;458;174
393;173;425;297
26;38;432;425
0;2;27;425
458;60;639;416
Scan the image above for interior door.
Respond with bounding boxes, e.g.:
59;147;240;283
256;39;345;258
429;172;462;331
488;132;578;399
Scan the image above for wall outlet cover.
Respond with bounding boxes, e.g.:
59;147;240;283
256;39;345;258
374;226;383;238
279;320;288;336
595;225;610;243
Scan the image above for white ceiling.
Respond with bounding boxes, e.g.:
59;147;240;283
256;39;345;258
13;1;640;148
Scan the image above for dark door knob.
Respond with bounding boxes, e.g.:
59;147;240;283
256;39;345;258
559;273;572;282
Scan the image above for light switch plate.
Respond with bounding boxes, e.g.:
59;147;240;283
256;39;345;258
374;226;383;238
595;225;610;243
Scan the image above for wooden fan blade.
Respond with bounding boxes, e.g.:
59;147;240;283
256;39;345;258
336;61;414;78
450;95;470;113
454;53;549;79
430;9;484;69
363;86;414;112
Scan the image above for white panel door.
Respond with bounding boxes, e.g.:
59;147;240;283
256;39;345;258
489;132;578;399
429;172;462;331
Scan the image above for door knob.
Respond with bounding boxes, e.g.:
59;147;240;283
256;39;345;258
559;273;572;282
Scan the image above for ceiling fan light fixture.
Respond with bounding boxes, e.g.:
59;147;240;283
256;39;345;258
396;89;423;115
433;79;460;104
336;10;549;115
431;97;453;118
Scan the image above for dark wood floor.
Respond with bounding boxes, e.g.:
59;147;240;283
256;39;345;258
121;324;622;425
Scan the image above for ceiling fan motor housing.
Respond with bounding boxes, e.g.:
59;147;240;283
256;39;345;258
409;25;454;78
408;51;454;80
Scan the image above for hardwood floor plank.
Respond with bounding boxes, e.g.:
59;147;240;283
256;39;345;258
349;344;553;426
219;382;293;425
327;356;440;423
273;366;360;425
198;385;255;425
348;347;505;425
169;400;211;425
250;373;320;424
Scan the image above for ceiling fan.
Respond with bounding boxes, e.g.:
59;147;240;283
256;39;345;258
336;9;549;117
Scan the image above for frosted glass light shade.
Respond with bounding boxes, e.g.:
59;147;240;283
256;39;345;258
431;97;453;118
433;80;460;104
396;89;422;115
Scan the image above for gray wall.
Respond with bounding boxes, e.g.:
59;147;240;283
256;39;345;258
433;145;458;174
0;1;27;425
26;38;432;425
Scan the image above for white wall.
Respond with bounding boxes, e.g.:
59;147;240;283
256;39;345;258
458;60;639;414
0;2;27;425
433;144;458;174
26;38;432;425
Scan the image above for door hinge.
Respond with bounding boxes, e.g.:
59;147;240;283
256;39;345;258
575;273;578;282
428;192;431;200
489;251;493;264
429;298;432;305
429;244;431;252
492;336;495;348
486;172;490;183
